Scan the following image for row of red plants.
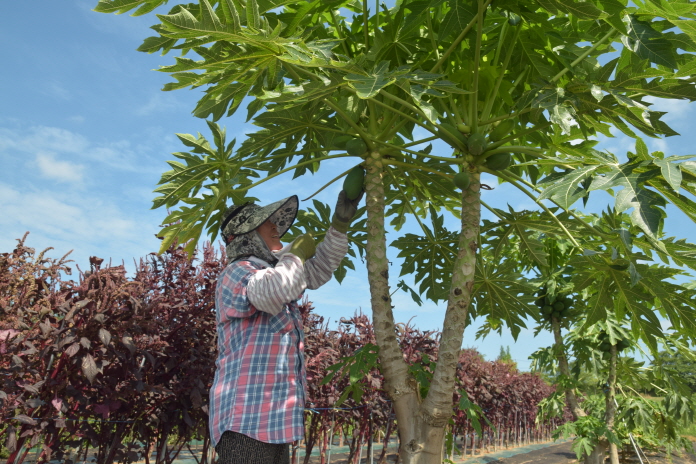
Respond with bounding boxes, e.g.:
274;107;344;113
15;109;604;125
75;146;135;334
1;234;561;464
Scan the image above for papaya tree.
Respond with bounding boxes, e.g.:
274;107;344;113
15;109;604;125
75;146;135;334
520;213;696;462
93;0;696;462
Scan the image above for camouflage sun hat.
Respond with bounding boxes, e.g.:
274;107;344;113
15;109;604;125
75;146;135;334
220;195;298;242
220;196;299;264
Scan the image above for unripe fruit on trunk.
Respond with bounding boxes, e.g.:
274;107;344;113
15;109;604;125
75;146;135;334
346;138;367;157
484;153;512;171
467;133;487;156
489;120;515;142
453;171;471;190
343;166;365;200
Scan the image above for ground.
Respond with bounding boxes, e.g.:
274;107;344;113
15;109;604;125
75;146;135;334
301;440;696;464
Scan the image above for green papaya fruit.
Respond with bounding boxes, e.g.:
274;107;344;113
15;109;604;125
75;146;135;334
489;120;515;142
609;258;630;271
553;301;564;311
453;172;471;190
534;297;545;307
439;123;468;148
467;133;487;156
332;135;354;150
343;166;365;200
346;138;368;157
484;153;512;171
600;341;612;352
542;305;553;315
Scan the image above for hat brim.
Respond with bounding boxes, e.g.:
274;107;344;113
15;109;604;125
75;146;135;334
225;195;298;237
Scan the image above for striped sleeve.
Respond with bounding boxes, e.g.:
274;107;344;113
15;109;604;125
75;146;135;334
247;254;307;315
304;226;348;290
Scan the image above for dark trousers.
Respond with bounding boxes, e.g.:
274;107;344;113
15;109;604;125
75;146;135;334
215;431;290;464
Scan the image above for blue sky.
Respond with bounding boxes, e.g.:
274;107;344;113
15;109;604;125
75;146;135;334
2;1;695;369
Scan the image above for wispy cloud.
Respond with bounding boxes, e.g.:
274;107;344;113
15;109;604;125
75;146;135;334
0;124;162;174
135;93;187;117
35;152;85;184
43;82;72;101
0;182;162;271
1;125;89;155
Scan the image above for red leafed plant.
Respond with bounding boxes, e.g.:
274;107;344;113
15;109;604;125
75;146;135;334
0;234;224;464
1;234;561;464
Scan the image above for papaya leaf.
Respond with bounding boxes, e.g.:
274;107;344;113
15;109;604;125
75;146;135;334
622;15;677;70
472;258;536;339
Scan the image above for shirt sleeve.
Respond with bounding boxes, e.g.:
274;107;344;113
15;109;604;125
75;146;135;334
304;226;349;290
247;254;307;315
215;261;259;323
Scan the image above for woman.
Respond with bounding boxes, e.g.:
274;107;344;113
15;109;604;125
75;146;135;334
210;190;362;463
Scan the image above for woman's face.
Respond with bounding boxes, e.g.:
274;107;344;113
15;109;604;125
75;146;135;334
257;220;283;251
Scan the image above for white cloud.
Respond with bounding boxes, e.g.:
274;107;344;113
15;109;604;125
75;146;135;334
35;152;85;184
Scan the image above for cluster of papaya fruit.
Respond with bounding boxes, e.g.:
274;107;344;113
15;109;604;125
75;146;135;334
447;120;516;190
597;331;630;353
534;287;575;322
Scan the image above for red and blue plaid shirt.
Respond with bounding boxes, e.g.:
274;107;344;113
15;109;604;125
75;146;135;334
209;228;347;445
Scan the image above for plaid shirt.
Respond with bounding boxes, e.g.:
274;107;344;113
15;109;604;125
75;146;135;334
209;228;347;446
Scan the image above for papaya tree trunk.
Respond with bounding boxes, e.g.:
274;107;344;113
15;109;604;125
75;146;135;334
394;170;479;463
551;316;585;420
606;344;619;464
364;166;483;464
362;152;422;463
551;317;607;464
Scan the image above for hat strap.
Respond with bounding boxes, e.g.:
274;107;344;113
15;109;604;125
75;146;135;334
220;202;250;235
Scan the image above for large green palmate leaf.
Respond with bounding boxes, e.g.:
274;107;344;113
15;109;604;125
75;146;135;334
383;159;460;230
622;14;678;69
480;208;553;267
472;257;537;340
587;162;667;238
391;211;459;303
568;252;675;351
640;276;696;339
537;165;604;209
